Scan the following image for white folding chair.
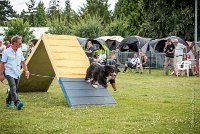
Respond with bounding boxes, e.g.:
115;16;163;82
176;61;191;77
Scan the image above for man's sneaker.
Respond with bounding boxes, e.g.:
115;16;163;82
6;101;13;108
16;102;23;110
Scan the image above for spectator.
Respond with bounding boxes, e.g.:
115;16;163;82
27;41;34;57
86;41;94;52
123;53;140;73
0;40;6;60
137;52;148;74
6;41;11;49
98;49;106;64
93;52;99;63
173;39;187;75
107;50;117;65
164;38;175;75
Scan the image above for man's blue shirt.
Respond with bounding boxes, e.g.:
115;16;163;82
1;47;25;79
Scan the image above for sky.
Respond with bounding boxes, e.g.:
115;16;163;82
9;0;118;14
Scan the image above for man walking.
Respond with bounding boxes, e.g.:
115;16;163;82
0;35;29;110
173;39;187;75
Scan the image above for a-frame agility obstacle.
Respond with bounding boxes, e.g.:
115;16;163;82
18;34;117;107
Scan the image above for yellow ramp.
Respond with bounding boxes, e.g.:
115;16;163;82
18;34;90;92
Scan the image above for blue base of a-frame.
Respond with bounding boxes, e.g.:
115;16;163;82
58;78;117;107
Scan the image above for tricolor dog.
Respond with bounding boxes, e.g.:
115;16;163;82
85;62;120;91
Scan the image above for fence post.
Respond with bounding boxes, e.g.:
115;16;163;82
149;51;151;74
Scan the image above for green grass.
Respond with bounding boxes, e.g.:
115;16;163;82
0;69;200;134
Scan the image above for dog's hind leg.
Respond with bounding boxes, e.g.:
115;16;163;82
100;80;108;89
85;72;91;82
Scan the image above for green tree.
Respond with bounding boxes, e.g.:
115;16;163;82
47;0;61;21
114;0;144;35
105;17;129;37
0;0;16;26
140;0;195;40
4;18;34;43
63;0;71;23
26;0;36;26
79;0;111;25
35;1;47;27
20;9;29;23
47;18;71;35
71;15;104;38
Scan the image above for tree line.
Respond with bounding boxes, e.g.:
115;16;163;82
0;0;198;43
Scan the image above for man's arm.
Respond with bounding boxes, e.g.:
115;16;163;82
21;61;29;79
0;61;5;81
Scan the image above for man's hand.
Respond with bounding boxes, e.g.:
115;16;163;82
25;71;29;79
0;74;5;82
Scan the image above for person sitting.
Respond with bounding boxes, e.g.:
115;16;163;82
136;52;148;74
93;52;99;63
0;40;6;60
107;50;117;65
98;49;106;65
86;41;94;53
123;53;140;73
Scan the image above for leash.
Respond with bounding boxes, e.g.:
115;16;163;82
29;73;55;78
0;72;55;86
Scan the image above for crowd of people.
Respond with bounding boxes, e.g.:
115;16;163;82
86;41;117;65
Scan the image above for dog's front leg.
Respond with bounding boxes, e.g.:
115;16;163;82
110;79;117;91
92;79;98;88
111;83;117;91
101;80;108;89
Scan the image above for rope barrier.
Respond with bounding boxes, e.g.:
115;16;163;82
29;73;55;78
0;72;55;86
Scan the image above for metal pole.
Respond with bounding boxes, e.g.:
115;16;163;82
191;88;195;128
149;51;151;74
198;51;200;76
195;0;198;43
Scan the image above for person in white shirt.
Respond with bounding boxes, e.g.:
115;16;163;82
0;40;6;60
98;49;106;64
123;53;140;73
0;35;29;110
173;39;187;75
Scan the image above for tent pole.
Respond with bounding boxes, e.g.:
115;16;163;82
198;51;200;76
195;0;197;43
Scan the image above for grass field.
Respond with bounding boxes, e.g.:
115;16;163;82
0;69;200;134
